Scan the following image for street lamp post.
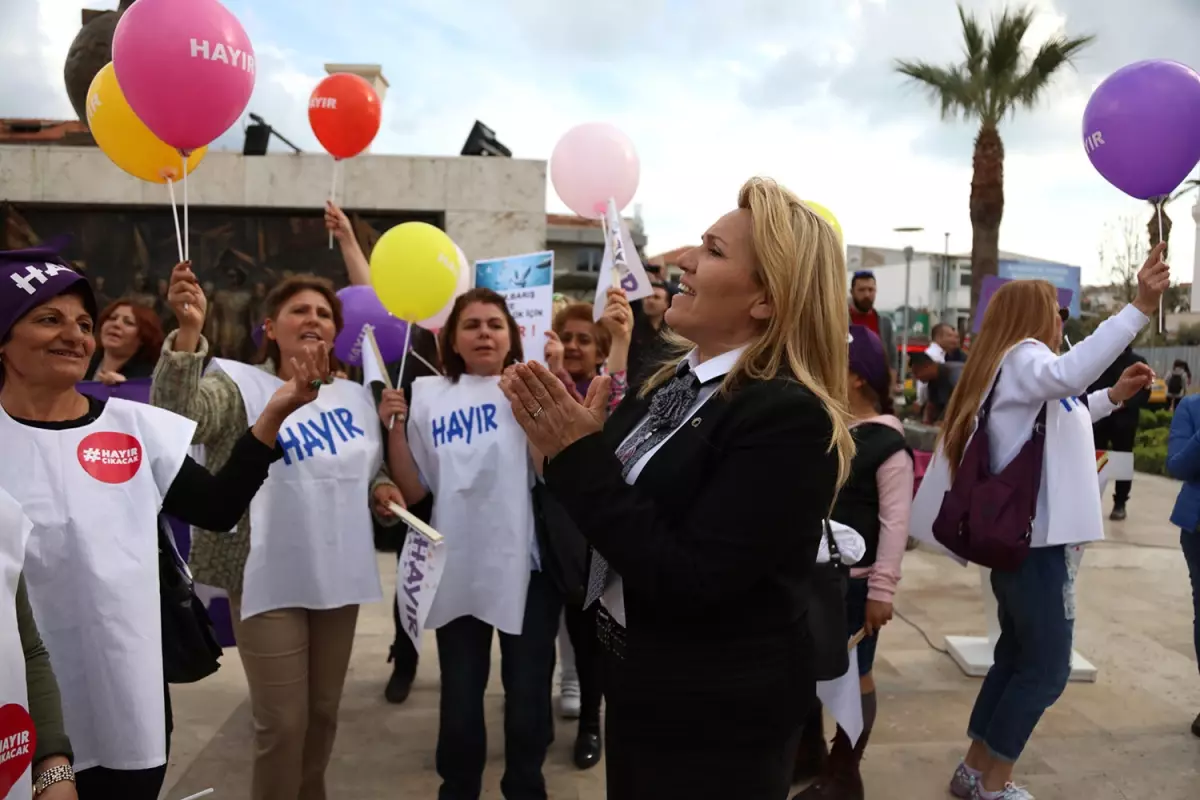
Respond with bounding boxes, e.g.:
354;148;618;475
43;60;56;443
894;226;924;392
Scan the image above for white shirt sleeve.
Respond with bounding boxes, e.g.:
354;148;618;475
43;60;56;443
1086;388;1119;423
1002;304;1148;405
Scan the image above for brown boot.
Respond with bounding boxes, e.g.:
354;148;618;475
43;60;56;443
792;702;829;785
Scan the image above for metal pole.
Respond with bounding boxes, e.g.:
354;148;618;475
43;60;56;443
901;245;913;387
943;232;950;324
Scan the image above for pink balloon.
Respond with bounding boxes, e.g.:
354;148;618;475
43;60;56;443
112;0;256;152
550;123;640;219
419;245;473;329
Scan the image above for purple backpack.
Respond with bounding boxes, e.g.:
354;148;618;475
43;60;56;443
932;370;1046;572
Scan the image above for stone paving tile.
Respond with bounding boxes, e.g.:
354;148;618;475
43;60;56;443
162;473;1200;798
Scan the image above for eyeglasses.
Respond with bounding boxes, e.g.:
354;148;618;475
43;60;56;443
1058;308;1069;322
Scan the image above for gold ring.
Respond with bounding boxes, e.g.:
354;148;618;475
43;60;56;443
309;379;323;390
531;406;544;419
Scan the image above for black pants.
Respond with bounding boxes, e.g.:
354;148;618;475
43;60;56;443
562;600;603;734
435;571;561;800
1094;415;1137;505
604;683;801;800
391;549;421;679
75;683;173;800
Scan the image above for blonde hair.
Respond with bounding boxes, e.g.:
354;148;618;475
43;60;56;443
640;177;855;488
938;280;1059;477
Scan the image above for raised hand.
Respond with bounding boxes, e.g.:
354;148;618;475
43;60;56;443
1132;242;1170;317
378;388;409;429
325;201;354;244
264;341;332;421
599;288;633;344
543;330;565;373
501;361;609;459
167;261;206;332
1109;362;1155;404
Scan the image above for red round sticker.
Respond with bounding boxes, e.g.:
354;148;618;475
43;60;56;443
77;431;144;484
0;703;35;796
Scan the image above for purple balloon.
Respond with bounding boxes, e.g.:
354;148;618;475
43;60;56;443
1083;60;1200;200
334;285;409;367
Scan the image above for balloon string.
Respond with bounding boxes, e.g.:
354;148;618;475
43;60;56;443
1158;200;1165;335
182;151;190;263
390;323;414;431
166;178;184;264
328;158;339;250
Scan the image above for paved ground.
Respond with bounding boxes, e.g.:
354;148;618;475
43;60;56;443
161;474;1200;799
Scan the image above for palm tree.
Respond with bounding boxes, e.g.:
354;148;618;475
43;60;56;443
895;4;1093;317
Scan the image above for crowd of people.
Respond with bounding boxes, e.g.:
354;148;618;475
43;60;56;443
0;179;1192;800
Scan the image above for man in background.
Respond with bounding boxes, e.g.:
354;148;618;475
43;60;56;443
909;351;964;425
915;323;965;413
1090;344;1151;521
850;271;897;385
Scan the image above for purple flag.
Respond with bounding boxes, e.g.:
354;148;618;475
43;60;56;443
973;276;1074;334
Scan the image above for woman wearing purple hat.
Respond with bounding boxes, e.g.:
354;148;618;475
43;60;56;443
0;245;328;799
793;324;914;800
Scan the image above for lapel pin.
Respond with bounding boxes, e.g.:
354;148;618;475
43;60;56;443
691;417;702;427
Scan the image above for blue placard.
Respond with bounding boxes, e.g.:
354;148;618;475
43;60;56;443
997;261;1082;319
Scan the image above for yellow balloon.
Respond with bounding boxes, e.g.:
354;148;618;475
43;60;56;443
805;200;843;243
86;62;206;183
370;223;461;321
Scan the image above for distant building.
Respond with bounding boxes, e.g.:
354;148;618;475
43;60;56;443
546;210;648;299
848;244;1065;334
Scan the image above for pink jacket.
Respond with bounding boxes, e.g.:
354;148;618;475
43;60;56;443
848;415;914;604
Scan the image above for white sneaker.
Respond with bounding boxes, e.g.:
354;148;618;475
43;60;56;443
559;677;581;719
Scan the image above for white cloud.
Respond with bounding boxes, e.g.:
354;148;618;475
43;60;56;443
3;0;1198;293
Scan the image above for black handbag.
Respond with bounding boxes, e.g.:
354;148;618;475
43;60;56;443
531;483;590;605
158;516;223;684
808;519;850;681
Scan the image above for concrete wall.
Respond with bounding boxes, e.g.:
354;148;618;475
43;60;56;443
0;146;548;264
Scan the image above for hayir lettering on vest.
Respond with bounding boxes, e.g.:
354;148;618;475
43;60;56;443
277;407;366;465
8;263;75;295
401;536;431;637
0;730;30;765
189;38;255;74
431;403;499;448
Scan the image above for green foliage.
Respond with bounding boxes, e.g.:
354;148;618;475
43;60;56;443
1134;444;1168;476
1139;408;1174;430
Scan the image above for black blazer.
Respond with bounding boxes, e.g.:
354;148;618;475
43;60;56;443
543;374;839;745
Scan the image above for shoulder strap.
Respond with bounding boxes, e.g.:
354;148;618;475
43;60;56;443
978;368;1002;422
823;519;844;568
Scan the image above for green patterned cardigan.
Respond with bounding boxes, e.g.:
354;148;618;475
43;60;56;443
150;330;399;594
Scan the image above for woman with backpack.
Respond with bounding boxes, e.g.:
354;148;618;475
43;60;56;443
793;325;913;800
910;245;1169;800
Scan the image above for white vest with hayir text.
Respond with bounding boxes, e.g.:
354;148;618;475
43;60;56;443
0;398;195;771
209;360;384;620
407;375;536;635
0;486;34;800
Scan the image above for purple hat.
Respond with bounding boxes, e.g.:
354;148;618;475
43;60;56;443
848;324;888;397
0;244;96;342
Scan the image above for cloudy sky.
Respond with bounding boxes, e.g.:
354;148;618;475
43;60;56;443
3;0;1199;284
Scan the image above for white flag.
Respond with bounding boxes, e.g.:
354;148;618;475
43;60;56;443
816;649;864;746
360;327;393;390
396;531;447;651
594;197;654;322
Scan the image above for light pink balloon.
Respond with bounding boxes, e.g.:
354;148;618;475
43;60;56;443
112;0;256;152
419;245;473;329
550;123;640;219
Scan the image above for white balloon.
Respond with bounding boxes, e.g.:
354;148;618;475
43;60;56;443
418;244;473;330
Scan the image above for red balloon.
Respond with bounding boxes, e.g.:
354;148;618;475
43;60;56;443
309;73;382;160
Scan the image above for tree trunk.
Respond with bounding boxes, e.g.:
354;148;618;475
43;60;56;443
968;124;1004;326
1147;203;1173;259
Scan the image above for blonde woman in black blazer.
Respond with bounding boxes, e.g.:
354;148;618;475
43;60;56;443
502;177;854;800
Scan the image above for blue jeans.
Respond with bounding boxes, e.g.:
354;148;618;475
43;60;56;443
435;571;561;800
968;546;1078;763
1183;530;1200;670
